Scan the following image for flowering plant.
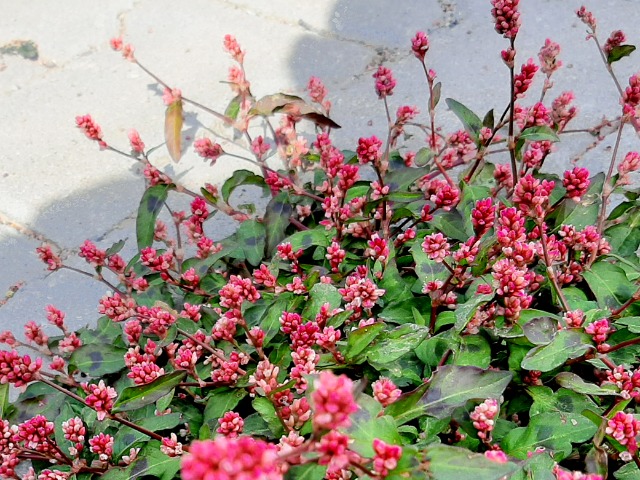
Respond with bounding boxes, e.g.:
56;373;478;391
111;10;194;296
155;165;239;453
3;2;640;479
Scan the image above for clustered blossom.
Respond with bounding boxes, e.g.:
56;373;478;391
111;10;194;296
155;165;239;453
339;270;385;314
411;31;430;60
223;34;245;64
0;350;42;386
373;66;396;98
604;30;626;56
471;198;496;236
618;151;640;185
538;38;562;76
422;232;450;263
372;439;402;477
128;129;145;154
312;371;358;430
551;91;578;132
605;411;640;454
78;240;107;267
75;114;106;148
37;244;62;271
194;138;224;164
513;59;538;98
98;292;137;322
553;465;603;480
576;6;597;31
372;378;402;407
217;411;244;437
603;366;640;400
585;319;613;352
562;167;590;201
61;417;85;456
82;380;117;420
356;135;383;165
219;275;261;310
89;433;113;461
470;398;499;441
307;76;331;111
491;0;521;39
181;437;281;480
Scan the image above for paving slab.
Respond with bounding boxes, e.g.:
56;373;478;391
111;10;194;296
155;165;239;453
1;0;639;344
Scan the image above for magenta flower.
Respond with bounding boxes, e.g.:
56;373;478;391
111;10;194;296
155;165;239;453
312;371;358;430
373;66;396;98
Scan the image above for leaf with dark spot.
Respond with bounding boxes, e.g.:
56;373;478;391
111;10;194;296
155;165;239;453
136;184;173;251
264;192;292;256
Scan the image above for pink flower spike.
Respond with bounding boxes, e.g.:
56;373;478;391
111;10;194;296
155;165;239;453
312;371;358;430
194;138;224;165
411;31;430;60
491;0;521;39
109;37;123;51
373;66;396;98
128;129;145;154
75;114;107;149
223;34;245;64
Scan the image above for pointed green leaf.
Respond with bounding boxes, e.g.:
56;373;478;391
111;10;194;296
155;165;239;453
427;444;519;480
519;125;559;142
521;330;592;372
136;184;173;251
112;371;186;413
264;192;292;255
236;219;266;266
555;372;620;396
584;261;637;309
343;323;386;362
366;324;429;365
445;98;483;140
70;344;127;376
607;44;636;64
221;169;268;203
420;365;512;419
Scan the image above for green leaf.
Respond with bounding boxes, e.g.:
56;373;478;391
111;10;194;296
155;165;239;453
614;462;640;480
614;316;640;333
303;283;342;320
346;394;402;457
236;220;266;267
606;223;640;258
343;322;386;362
410;238;448;287
520;330;592;372
221;169;268;203
112;371;186;413
431;209;469;242
419;365;512;419
454;293;493;332
584;261;637;309
283;228;330;251
426;444;519;480
366;324;429;365
454;334;491;368
128;442;181;480
69;344;127;376
113;413;182;460
555;372;620;396
607;44;636;64
528;386;599;417
136;184;172;251
414;147;435;167
202;388;248;433
284;464;327;480
224;94;242;120
482;109;494;129
501;411;597;460
445;98;483;140
518;125;560;142
0;383;8;418
522;316;558;345
385;383;430;426
105;239;126;256
431;82;442;109
252;397;284;437
264;192;293;255
385;167;430;191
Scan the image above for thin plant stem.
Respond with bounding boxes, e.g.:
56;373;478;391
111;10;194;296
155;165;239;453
539;227;570;312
